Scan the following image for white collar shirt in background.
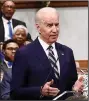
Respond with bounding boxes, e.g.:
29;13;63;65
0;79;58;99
38;37;60;75
2;17;13;41
4;59;12;68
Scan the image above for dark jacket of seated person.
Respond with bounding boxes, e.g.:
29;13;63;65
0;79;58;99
0;68;12;100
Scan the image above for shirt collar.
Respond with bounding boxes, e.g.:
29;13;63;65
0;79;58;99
4;59;12;68
2;16;12;23
4;59;8;65
38;37;56;51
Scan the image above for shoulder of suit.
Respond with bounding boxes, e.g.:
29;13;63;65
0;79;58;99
0;17;2;22
56;42;73;52
12;18;26;24
0;62;8;72
6;68;12;76
3;68;12;80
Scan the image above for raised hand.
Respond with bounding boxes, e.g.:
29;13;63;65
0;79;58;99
41;79;60;97
73;76;84;92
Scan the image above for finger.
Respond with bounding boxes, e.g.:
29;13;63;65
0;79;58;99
45;88;60;97
49;87;59;91
46;79;54;86
48;90;59;96
48;89;60;94
78;87;84;92
48;92;57;96
78;76;84;82
48;88;60;95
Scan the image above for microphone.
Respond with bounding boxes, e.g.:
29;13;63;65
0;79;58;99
53;90;76;100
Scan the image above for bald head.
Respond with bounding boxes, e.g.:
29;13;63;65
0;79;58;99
35;7;59;45
35;7;59;24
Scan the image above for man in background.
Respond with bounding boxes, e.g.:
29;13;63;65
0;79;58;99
0;39;19;99
11;7;83;100
0;0;32;42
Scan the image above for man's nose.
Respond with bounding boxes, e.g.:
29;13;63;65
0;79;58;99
52;25;57;32
8;7;12;11
12;49;16;53
18;35;22;38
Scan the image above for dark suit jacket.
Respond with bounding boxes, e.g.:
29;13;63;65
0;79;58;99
11;38;77;100
0;18;26;42
0;61;9;74
0;68;12;100
0;61;11;100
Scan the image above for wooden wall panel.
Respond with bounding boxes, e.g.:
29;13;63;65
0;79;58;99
0;1;88;9
76;60;88;69
49;1;88;7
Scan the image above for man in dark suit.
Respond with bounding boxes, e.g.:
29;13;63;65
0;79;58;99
11;7;84;100
0;0;32;42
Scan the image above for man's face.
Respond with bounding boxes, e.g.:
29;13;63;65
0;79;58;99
1;1;15;20
13;28;27;46
36;13;59;45
3;42;19;61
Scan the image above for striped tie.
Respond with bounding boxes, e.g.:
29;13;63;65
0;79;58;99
48;46;59;79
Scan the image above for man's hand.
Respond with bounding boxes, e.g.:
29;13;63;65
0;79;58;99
41;79;60;97
72;76;84;93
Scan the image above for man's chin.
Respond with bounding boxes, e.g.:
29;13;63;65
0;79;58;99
51;39;57;43
5;16;12;20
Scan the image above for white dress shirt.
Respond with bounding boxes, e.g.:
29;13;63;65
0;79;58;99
2;17;13;41
38;37;60;75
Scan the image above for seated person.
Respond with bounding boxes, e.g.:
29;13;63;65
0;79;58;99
0;39;32;100
0;39;19;99
13;25;32;47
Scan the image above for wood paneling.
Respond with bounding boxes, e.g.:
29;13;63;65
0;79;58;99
0;1;88;9
49;1;88;8
76;60;88;69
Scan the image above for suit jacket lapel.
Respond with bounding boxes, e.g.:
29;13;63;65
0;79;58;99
12;19;16;28
33;38;51;69
55;43;65;77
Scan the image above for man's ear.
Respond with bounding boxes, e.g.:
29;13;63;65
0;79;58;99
35;23;41;33
35;23;39;29
1;6;3;12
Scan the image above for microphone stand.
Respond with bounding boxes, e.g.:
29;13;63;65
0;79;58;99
53;90;76;100
53;89;88;100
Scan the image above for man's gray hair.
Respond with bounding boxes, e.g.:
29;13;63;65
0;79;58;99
35;7;59;23
13;25;28;36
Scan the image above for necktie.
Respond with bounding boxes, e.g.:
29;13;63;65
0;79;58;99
48;46;59;79
7;21;13;38
8;61;13;67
